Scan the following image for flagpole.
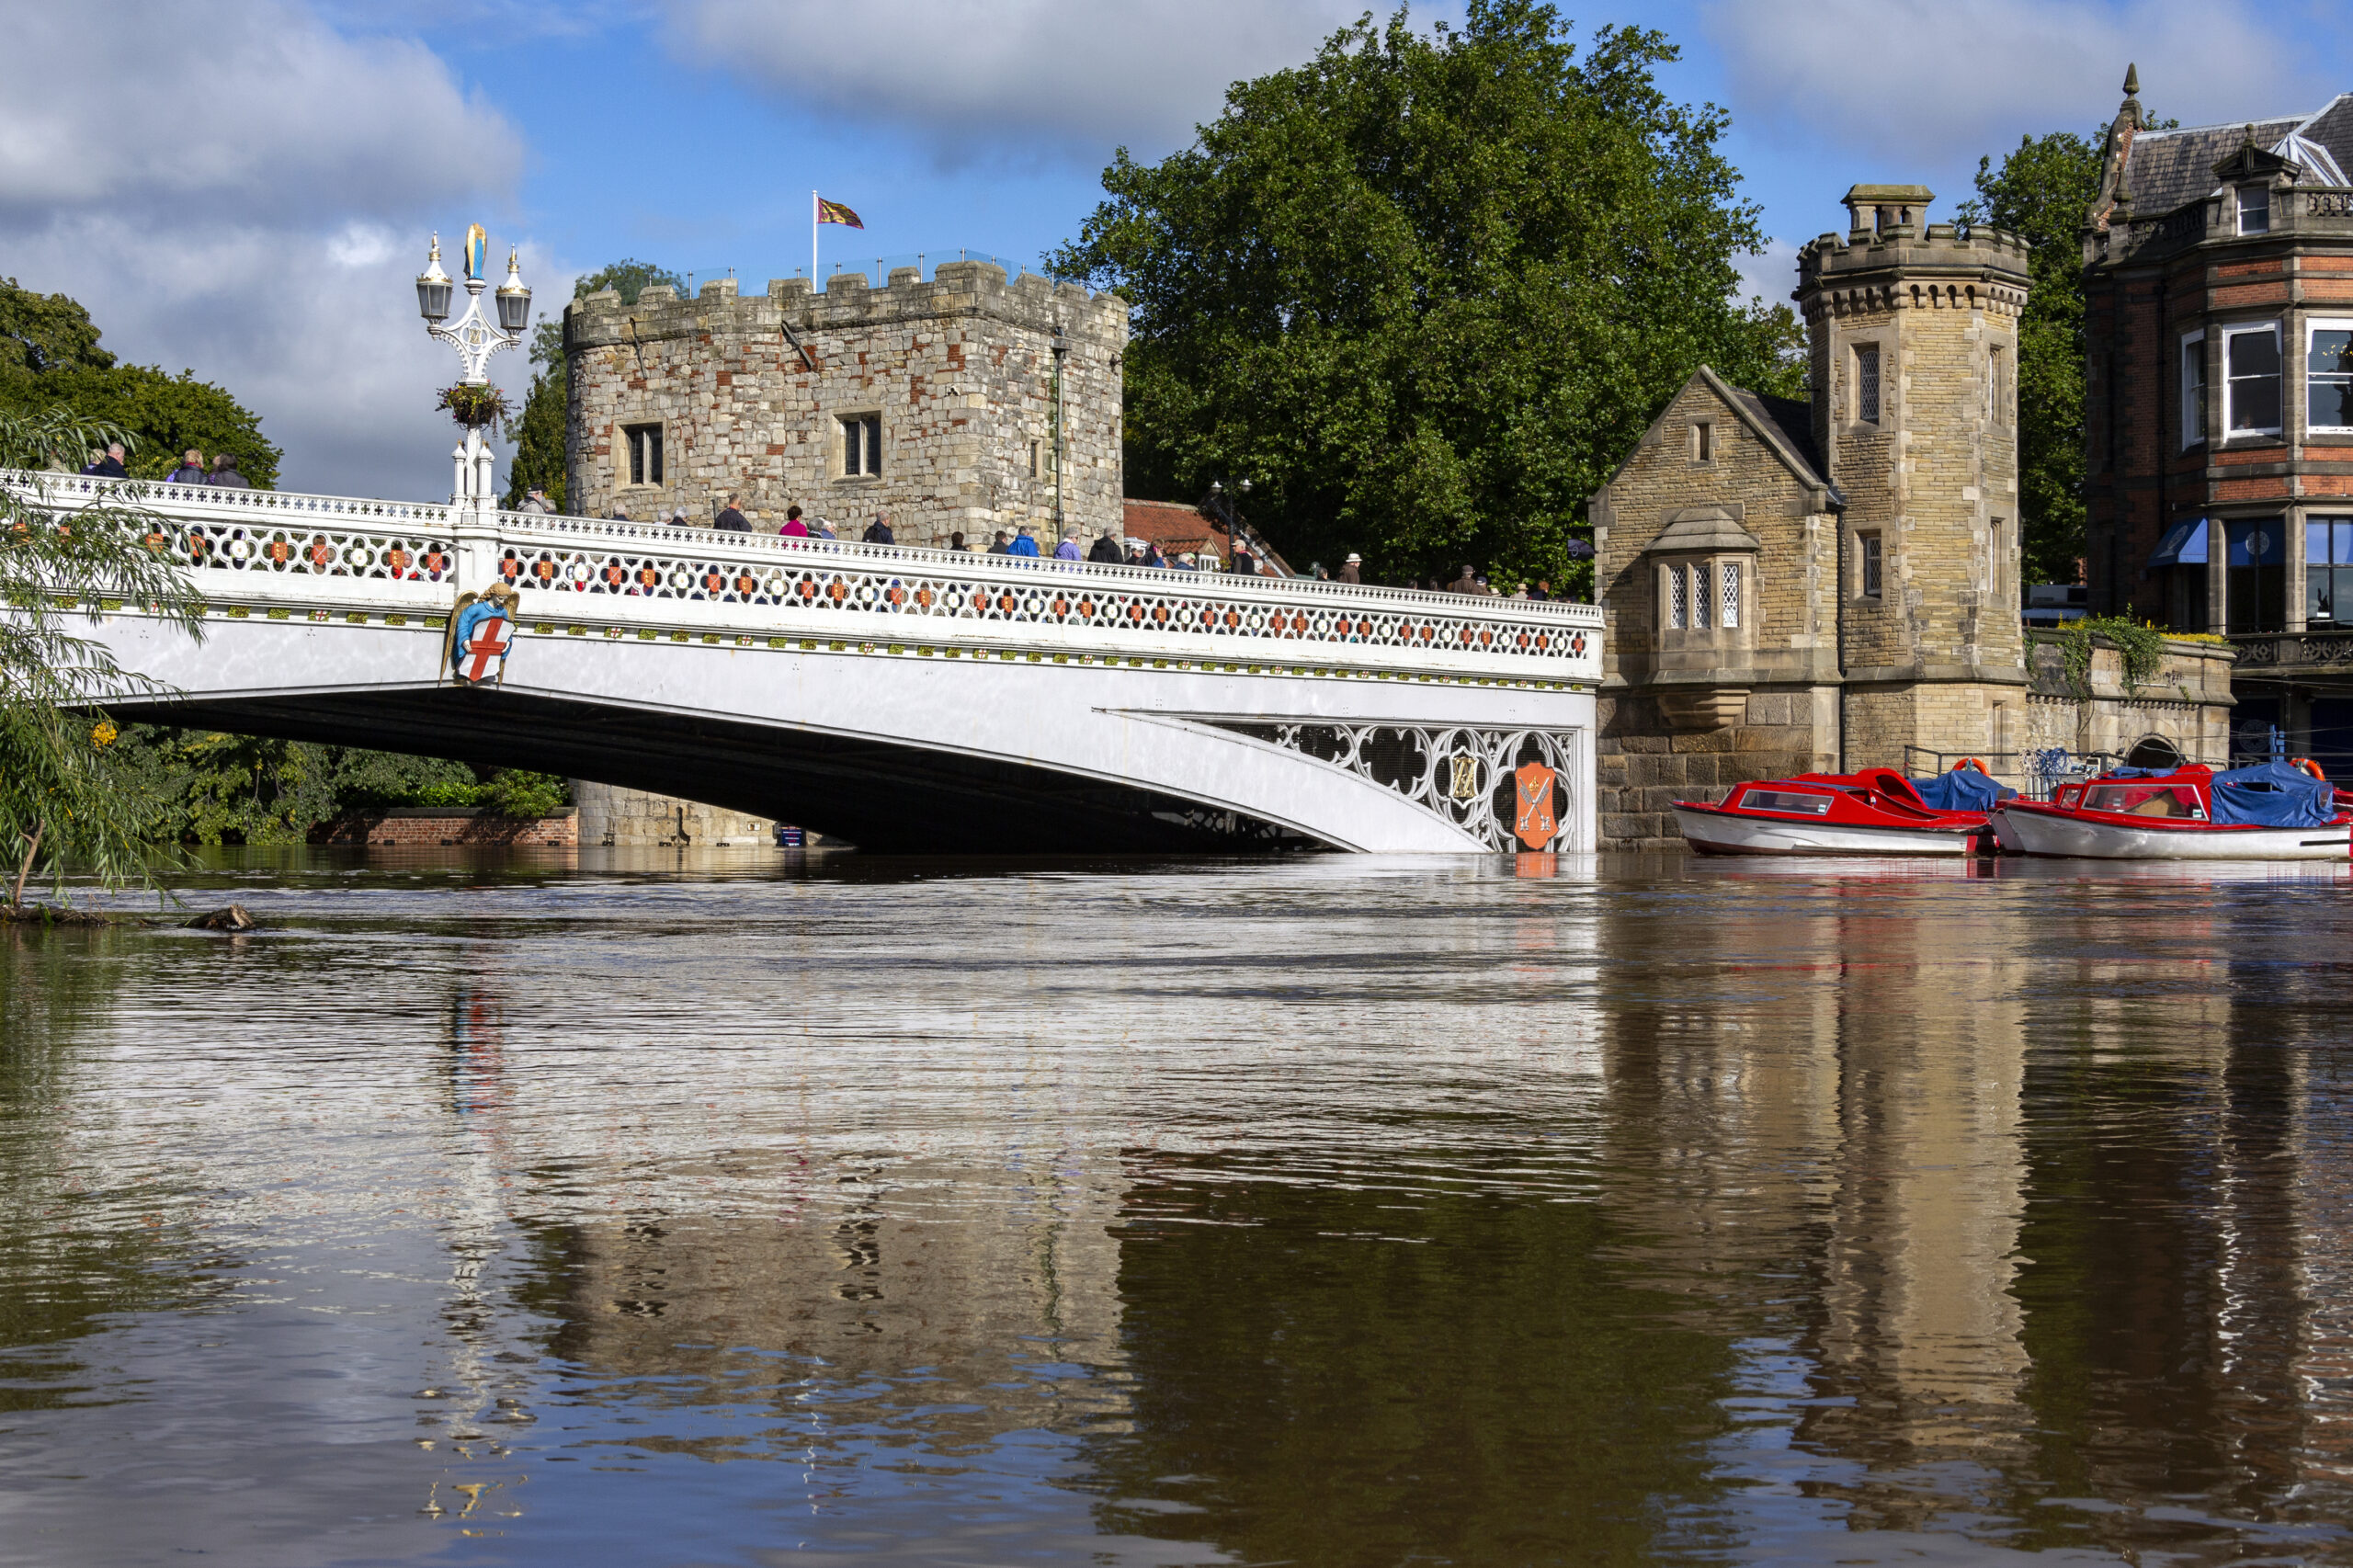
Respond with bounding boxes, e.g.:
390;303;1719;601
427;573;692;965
812;189;818;281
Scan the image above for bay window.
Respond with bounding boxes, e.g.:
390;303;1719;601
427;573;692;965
2309;517;2353;626
2223;323;2282;437
2179;330;2205;447
2226;517;2286;632
2311;320;2353;433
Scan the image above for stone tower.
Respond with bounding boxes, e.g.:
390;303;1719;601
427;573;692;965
563;261;1130;548
1797;186;2034;769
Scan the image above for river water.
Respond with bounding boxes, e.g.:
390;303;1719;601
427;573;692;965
3;848;2350;1567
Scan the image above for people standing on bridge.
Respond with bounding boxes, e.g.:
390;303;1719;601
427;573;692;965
779;506;809;539
81;443;128;478
517;487;554;515
166;449;207;486
1339;553;1362;584
715;494;751;531
208;452;249;489
1052;534;1082;562
1089;530;1122;564
949;531;971;551
1007;526;1041;558
986;530;1010;555
863;513;894;545
1229;538;1256;575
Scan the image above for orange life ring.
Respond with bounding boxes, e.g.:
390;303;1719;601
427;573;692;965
1953;757;1989;775
2291;756;2326;781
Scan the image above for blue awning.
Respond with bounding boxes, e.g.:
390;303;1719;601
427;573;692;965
2148;518;2208;569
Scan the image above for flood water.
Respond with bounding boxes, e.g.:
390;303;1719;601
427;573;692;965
4;848;2351;1567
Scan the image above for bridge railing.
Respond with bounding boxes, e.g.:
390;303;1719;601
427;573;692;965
486;510;1597;673
10;470;1600;680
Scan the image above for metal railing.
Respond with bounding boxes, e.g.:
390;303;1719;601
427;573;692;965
7;469;1603;683
1904;747;2132;802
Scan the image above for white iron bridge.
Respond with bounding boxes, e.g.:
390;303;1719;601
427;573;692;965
33;472;1603;854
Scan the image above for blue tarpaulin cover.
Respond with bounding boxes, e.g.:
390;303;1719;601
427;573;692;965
1908;770;2017;811
2208;762;2338;827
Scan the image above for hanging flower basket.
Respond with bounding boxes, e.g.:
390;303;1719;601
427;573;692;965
437;383;512;431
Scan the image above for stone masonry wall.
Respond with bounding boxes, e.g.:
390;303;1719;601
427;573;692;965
1587;369;1841;850
1801;210;2034;774
1597;687;1827;851
313;809;579;846
2018;633;2236;767
573;781;779;847
564;262;1129;551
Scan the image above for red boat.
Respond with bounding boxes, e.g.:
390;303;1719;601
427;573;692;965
1674;769;1999;857
1992;762;2353;859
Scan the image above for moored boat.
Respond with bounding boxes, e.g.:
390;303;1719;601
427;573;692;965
1992;762;2353;859
1674;767;2006;857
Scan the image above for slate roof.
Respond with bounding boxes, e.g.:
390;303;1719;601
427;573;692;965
1727;387;1825;488
2122;97;2353;213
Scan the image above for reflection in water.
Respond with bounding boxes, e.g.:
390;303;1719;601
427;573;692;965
0;851;2347;1565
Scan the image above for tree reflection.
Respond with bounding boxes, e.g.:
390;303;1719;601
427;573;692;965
1081;1161;1741;1565
0;926;222;1409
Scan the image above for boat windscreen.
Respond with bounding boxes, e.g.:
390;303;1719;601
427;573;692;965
2208;762;2338;827
1908;769;2017;811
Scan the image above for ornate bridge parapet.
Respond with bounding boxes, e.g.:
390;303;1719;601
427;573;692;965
22;472;1602;854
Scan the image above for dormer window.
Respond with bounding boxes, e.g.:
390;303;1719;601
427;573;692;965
2238;185;2270;235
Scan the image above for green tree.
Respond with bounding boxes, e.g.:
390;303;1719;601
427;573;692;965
104;727;573;844
0;279;281;488
506;259;683;510
1956;131;2110;587
1049;2;1800;590
0;408;204;906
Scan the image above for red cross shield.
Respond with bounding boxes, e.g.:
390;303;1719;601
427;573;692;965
458;611;513;684
1513;762;1558;849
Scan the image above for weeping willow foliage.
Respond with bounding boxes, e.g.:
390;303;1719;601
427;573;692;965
1;408;204;905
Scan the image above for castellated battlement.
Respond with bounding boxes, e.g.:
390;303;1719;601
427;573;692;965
562;260;1131;549
1796;187;2031;320
566;260;1129;353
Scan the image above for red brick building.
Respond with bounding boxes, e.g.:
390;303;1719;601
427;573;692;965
2085;68;2353;756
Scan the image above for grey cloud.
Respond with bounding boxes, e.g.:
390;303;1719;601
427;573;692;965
1703;0;2334;167
0;0;542;500
665;0;1370;157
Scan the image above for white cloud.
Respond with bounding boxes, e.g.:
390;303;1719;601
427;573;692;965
1733;239;1798;311
1704;0;2334;167
665;0;1372;158
0;0;542;498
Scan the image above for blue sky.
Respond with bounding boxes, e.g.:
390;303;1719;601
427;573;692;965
6;0;2349;497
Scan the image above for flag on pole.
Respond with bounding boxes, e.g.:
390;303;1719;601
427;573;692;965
816;199;864;229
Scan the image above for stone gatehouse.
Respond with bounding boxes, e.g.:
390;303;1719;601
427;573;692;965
1589;182;2237;849
562;262;1129;549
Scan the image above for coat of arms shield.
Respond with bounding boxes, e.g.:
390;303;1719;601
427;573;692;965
451;600;515;685
1513;762;1558;849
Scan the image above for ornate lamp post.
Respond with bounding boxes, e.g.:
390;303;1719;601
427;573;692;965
416;226;530;513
